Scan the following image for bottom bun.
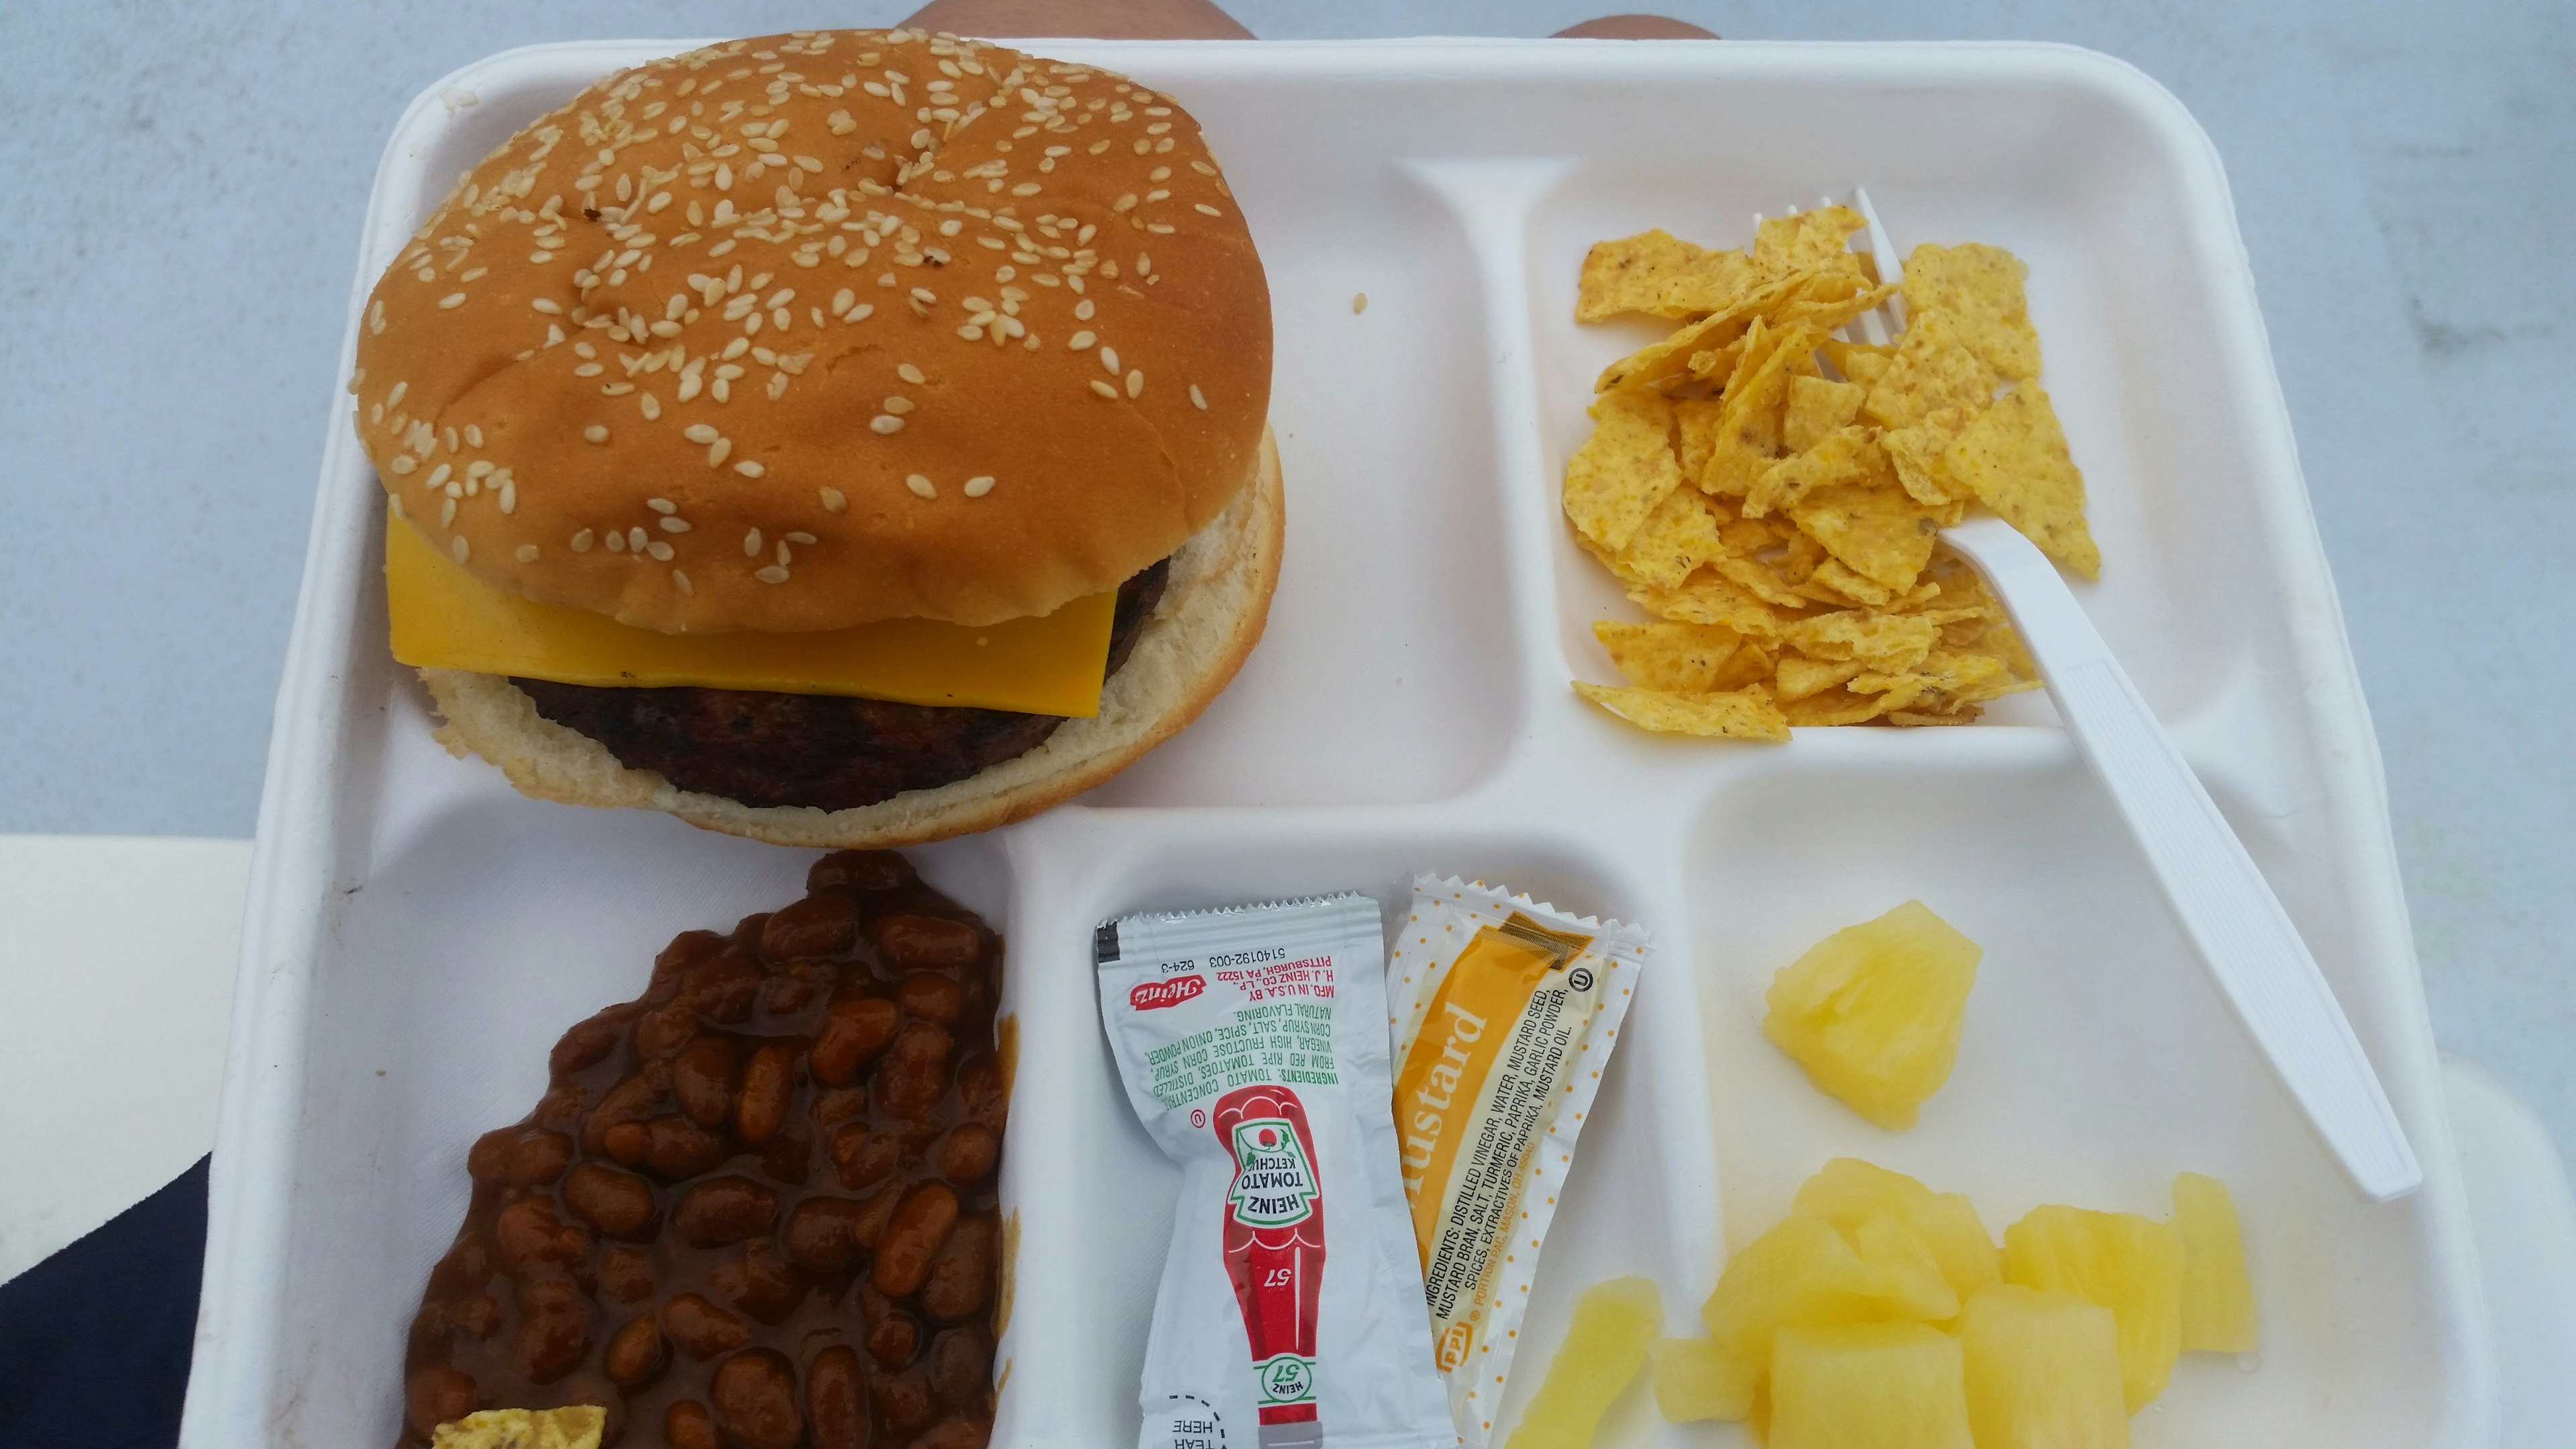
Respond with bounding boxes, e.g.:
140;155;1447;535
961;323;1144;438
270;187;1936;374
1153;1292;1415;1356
420;427;1283;848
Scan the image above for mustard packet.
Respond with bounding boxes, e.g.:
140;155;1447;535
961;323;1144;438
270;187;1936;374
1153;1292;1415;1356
1386;875;1650;1446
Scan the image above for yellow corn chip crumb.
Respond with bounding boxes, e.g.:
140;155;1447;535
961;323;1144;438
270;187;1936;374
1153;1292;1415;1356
431;1407;606;1449
1613;485;1729;590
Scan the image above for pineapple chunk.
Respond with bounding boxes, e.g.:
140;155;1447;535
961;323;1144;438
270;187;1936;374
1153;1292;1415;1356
1793;1158;2001;1305
1762;901;1982;1129
1959;1285;2131;1449
1649;1335;1758;1421
1703;1214;1953;1362
1852;1216;1962;1324
2001;1205;2184;1411
2173;1171;2259;1353
1505;1275;1659;1449
1770;1322;1974;1449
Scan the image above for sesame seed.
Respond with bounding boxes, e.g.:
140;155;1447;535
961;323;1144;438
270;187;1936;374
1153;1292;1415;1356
606;529;627;552
906;474;936;498
1190;384;1208;410
531;299;562;314
439;292;466;309
882;396;914;415
584;425;610;443
963;475;995;498
898;362;926;384
1090;379;1118;398
1195;203;1222;217
647;540;675;561
820;487;847;513
451;536;470;562
465;424;484;447
673;570;693;594
388;495;406;519
439;497;457;526
1099;346;1120;374
1069;331;1095;350
1353;292;1368;314
648;498;677;514
743;529;763;556
784;531;816;544
684;423;719;443
870;415;904;433
756;565;790;583
572;529;595;551
1126;368;1143;397
515;544;540;563
629;527;649;551
390;455;417;475
660;516;692;533
708;438;733;466
735;460;765;476
640;394;662;419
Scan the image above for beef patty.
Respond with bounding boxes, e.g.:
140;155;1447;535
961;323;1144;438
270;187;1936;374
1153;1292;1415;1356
515;559;1169;812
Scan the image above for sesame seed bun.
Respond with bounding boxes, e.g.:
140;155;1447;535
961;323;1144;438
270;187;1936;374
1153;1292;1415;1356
418;429;1281;848
354;28;1270;633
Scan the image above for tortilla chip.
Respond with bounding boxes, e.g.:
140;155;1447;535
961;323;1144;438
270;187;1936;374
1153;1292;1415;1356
1820;337;1894;389
1880;405;1977;512
1784;375;1867;452
1673;398;1727;481
1578;229;1766;321
1743;425;1882;518
1754;207;1866;276
1780;686;1892;727
1701;320;1823;495
1847;649;2016;712
1945;384;2100;578
1562;386;1682;552
1774;276;1900;336
1774;653;1867;701
1629;572;1800;637
1799;557;1898;608
1781;610;1939;669
1613;484;1729;590
1574;681;1791;741
1786;480;1941;591
431;1408;606;1449
1596;273;1806;392
1862;311;2000;429
1902;241;2041;380
1595;619;1746;693
1711;553;1815;610
1888;706;1982;726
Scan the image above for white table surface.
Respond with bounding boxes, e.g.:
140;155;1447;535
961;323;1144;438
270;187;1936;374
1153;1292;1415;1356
0;0;2568;1258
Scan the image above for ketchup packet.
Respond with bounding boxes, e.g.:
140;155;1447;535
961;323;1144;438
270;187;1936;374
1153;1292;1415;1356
1385;877;1650;1447
1097;894;1457;1449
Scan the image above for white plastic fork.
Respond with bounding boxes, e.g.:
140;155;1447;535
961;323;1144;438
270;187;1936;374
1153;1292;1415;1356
1787;189;2424;1201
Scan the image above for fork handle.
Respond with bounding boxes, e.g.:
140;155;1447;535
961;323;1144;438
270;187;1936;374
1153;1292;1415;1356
1945;519;2423;1201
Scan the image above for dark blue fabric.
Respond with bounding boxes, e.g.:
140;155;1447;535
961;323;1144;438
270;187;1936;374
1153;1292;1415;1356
0;1155;208;1449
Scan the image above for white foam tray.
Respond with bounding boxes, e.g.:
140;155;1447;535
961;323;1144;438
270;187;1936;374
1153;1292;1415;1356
185;37;2500;1449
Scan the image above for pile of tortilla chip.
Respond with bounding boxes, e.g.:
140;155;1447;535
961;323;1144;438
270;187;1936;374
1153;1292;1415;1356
1564;208;2098;740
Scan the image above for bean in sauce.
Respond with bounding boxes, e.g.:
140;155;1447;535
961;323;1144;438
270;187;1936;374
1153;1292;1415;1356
396;851;1004;1447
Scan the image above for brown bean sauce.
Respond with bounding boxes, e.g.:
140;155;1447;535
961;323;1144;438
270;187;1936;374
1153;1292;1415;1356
399;851;1004;1448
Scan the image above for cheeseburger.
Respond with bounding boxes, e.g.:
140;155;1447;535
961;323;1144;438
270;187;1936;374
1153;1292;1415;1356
353;29;1279;847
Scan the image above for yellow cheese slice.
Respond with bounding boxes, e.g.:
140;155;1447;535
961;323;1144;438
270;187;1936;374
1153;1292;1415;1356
384;518;1113;716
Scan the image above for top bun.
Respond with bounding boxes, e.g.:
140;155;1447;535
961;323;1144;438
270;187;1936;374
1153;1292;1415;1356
353;29;1271;633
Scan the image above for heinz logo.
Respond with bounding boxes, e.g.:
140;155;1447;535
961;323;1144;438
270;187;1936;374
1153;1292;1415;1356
1130;975;1206;1011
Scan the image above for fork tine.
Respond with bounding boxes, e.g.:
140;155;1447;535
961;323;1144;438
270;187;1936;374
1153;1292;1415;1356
1853;184;1909;337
